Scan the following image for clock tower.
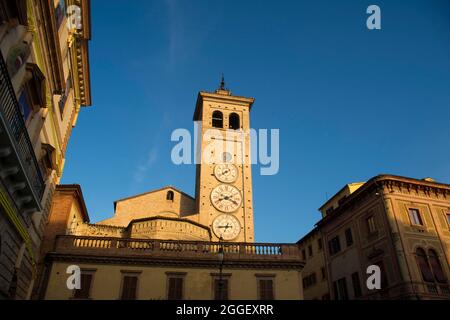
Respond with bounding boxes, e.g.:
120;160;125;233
193;78;255;243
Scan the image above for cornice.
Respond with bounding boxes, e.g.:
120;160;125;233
317;174;450;228
193;91;255;121
72;38;91;106
114;186;195;207
67;0;91;106
46;253;304;270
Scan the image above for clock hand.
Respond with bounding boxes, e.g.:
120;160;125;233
218;194;231;201
218;223;231;230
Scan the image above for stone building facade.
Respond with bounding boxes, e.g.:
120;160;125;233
298;175;450;300
0;0;91;299
296;227;329;300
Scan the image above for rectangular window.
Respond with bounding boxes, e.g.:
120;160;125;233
301;249;306;260
333;278;348;300
408;208;423;226
345;228;353;247
308;245;313;257
317;238;323;251
120;275;138;300
167;276;184;300
351;272;362;298
367;216;377;234
375;261;389;288
321;267;327;280
73;273;93;299
328;236;341;255
214;279;229;300
258;278;274;300
302;273;317;289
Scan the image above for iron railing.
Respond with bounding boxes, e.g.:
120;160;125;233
0;53;45;202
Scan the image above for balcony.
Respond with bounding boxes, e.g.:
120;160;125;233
0;53;44;214
51;235;304;269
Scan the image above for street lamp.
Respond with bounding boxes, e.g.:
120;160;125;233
217;236;225;300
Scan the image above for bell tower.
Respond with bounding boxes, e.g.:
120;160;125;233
193;78;255;242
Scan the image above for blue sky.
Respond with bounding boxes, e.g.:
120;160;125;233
62;0;450;243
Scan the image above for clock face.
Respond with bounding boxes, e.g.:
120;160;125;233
210;184;242;213
212;214;241;240
214;164;238;183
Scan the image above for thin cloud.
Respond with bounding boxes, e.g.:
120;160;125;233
132;111;172;183
133;147;159;183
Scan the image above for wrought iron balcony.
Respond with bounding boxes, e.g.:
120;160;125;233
0;53;44;214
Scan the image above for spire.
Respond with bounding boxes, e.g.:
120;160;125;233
216;73;231;95
219;73;225;90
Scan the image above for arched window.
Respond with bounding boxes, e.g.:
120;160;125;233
166;190;174;201
212;111;223;128
229;113;240;130
428;249;447;283
415;248;434;282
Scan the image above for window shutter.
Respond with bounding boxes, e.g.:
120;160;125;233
333;281;338;300
214;279;228;300
428;250;447;283
168;277;183;300
259;279;266;299
266;280;274;300
351;272;362;297
74;274;92;299
375;261;389;288
214;279;221;300
259;279;274;300
121;276;138;300
175;278;183;299
168;278;176;300
338;278;348;300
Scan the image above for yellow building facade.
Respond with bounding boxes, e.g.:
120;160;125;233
0;0;91;299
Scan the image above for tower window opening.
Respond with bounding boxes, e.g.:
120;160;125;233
166;190;174;201
229;113;240;130
212;111;223;128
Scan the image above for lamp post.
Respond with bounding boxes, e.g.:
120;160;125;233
217;236;225;300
